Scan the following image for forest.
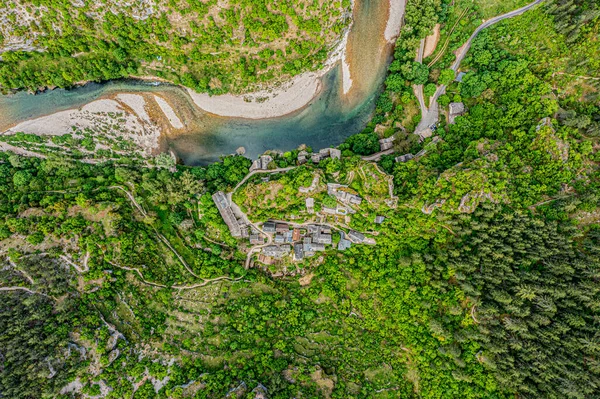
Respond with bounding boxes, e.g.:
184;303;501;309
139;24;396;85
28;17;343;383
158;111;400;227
0;0;351;93
1;0;600;398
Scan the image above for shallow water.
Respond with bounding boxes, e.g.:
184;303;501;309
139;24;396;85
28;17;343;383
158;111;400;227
0;0;394;165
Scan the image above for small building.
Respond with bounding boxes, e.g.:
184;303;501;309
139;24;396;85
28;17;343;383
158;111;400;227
276;223;289;234
311;243;326;252
250;234;264;245
274;234;285;244
260;155;273;169
327;183;362;205
314;230;332;245
297;150;308;165
455;71;467;83
212;191;242;238
449;102;466;124
311;153;322;163
263;221;276;233
395;153;414;163
374;216;386;224
306;198;315;214
284;230;294;243
338;232;352;251
348;195;362;205
380;141;394;151
292;229;302;242
379;137;395;152
329;148;341;160
348;230;366;243
319;148;331;157
249;154;274;172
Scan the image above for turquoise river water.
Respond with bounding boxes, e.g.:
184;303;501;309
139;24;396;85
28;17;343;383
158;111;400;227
0;0;394;165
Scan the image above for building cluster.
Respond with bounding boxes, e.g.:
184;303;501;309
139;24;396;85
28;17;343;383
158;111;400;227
327;183;362;205
298;148;341;165
255;220;371;264
255;219;375;265
212;191;249;238
250;154;274;172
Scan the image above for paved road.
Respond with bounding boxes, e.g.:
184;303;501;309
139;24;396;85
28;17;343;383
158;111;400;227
231;167;296;194
361;148;395;162
414;0;545;135
449;0;545;73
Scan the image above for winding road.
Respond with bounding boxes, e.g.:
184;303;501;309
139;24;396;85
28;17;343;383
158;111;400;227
414;0;545;135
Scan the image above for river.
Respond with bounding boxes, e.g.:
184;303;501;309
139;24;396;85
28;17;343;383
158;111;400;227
0;0;398;165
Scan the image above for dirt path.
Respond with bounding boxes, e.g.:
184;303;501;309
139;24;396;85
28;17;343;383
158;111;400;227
427;7;471;67
0;286;57;301
59;253;90;273
109;186;200;279
107;259;243;290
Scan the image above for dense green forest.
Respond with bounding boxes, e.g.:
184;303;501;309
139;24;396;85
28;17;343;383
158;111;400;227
0;0;351;93
1;0;600;398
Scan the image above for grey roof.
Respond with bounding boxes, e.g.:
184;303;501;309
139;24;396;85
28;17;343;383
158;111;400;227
212;192;242;237
449;102;465;115
250;234;263;244
455;71;467;82
274;234;285;244
263;221;276;233
395;153;414;163
338;238;352;251
312;243;326;251
313;232;332;245
329;148;341;160
294;243;304;260
348;230;366;242
375;216;386;224
262;245;290;258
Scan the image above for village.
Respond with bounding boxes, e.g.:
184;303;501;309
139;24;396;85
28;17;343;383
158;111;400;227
211;147;385;267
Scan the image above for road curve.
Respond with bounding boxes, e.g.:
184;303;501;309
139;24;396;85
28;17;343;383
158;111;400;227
450;0;545;72
416;0;545;134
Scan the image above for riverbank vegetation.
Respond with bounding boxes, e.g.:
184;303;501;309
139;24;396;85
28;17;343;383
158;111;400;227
0;0;351;93
1;0;600;398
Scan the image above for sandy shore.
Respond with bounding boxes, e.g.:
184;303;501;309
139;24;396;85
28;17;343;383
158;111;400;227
341;1;356;95
116;94;151;123
187;71;324;120
154;95;184;129
385;0;405;43
1;98;161;155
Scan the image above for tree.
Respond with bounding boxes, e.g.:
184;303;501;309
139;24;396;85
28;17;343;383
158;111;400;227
438;68;455;85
